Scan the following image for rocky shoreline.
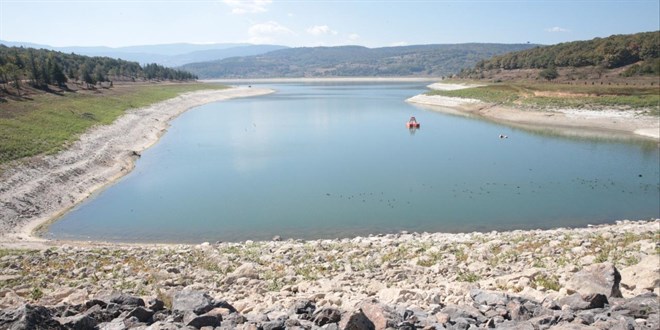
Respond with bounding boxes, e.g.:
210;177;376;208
0;87;274;243
1;219;658;329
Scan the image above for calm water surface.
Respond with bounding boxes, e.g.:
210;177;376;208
47;83;660;243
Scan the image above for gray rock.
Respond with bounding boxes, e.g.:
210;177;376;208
359;300;402;330
98;318;128;330
441;305;487;324
470;289;509;307
559;294;592;311
526;314;556;328
617;292;659;319
0;304;63;330
583;293;608;309
261;319;285;330
127;306;154;323
506;300;530;321
291;299;316;318
212;299;237;313
313;307;341;326
495;320;535;330
85;299;108;310
56;313;98;330
172;290;214;315
565;263;622;298
148;298;165;312
185;313;221;328
145;321;192;329
110;294;145;307
559;293;608;311
338;310;374;330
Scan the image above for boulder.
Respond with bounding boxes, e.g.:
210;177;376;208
109;293;145;307
440;304;487;324
226;262;261;283
312;307;341;326
261;319;285;330
0;304;63;330
56;313;98;329
338;310;374;330
147;298;165;312
184;311;221;328
617;292;659;319
470;289;509;306
172;290;214;315
620;255;660;293
565;263;622;298
290;299;315;319
506;300;530;321
97;318;128;330
126;306;154;323
558;293;608;311
358;300;402;330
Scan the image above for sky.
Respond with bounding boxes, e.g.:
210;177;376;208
0;0;658;48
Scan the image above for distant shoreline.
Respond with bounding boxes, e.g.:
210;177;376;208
202;77;443;84
407;83;660;141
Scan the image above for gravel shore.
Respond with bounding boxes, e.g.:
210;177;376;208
1;220;658;329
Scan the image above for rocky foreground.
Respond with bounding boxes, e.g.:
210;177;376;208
1;220;658;329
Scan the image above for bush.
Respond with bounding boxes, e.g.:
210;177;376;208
539;67;559;80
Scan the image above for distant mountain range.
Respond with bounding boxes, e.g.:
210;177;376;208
179;43;539;79
0;40;288;67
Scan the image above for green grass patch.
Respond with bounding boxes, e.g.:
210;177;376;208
0;83;227;165
0;248;39;258
428;83;659;115
428;84;523;104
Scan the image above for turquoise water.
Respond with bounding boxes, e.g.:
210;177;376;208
47;83;660;243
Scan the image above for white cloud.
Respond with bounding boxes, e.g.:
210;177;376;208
348;33;360;41
545;26;570;33
248;21;295;43
306;25;338;36
390;41;409;47
224;0;272;15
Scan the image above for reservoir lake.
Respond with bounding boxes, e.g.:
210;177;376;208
47;82;660;243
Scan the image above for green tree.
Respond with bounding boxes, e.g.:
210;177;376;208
4;62;22;96
50;61;67;87
539;66;559;81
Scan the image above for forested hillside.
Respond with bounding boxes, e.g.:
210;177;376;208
0;45;197;95
181;43;537;78
460;31;659;78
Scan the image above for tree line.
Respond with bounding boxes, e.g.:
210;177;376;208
181;43;538;78
0;44;197;94
460;31;659;77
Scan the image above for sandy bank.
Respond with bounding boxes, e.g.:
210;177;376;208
407;85;659;141
0;87;274;243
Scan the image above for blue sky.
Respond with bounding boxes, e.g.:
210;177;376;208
1;0;658;48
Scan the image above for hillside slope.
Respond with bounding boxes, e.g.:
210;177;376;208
181;43;538;78
0;41;288;66
459;31;659;79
